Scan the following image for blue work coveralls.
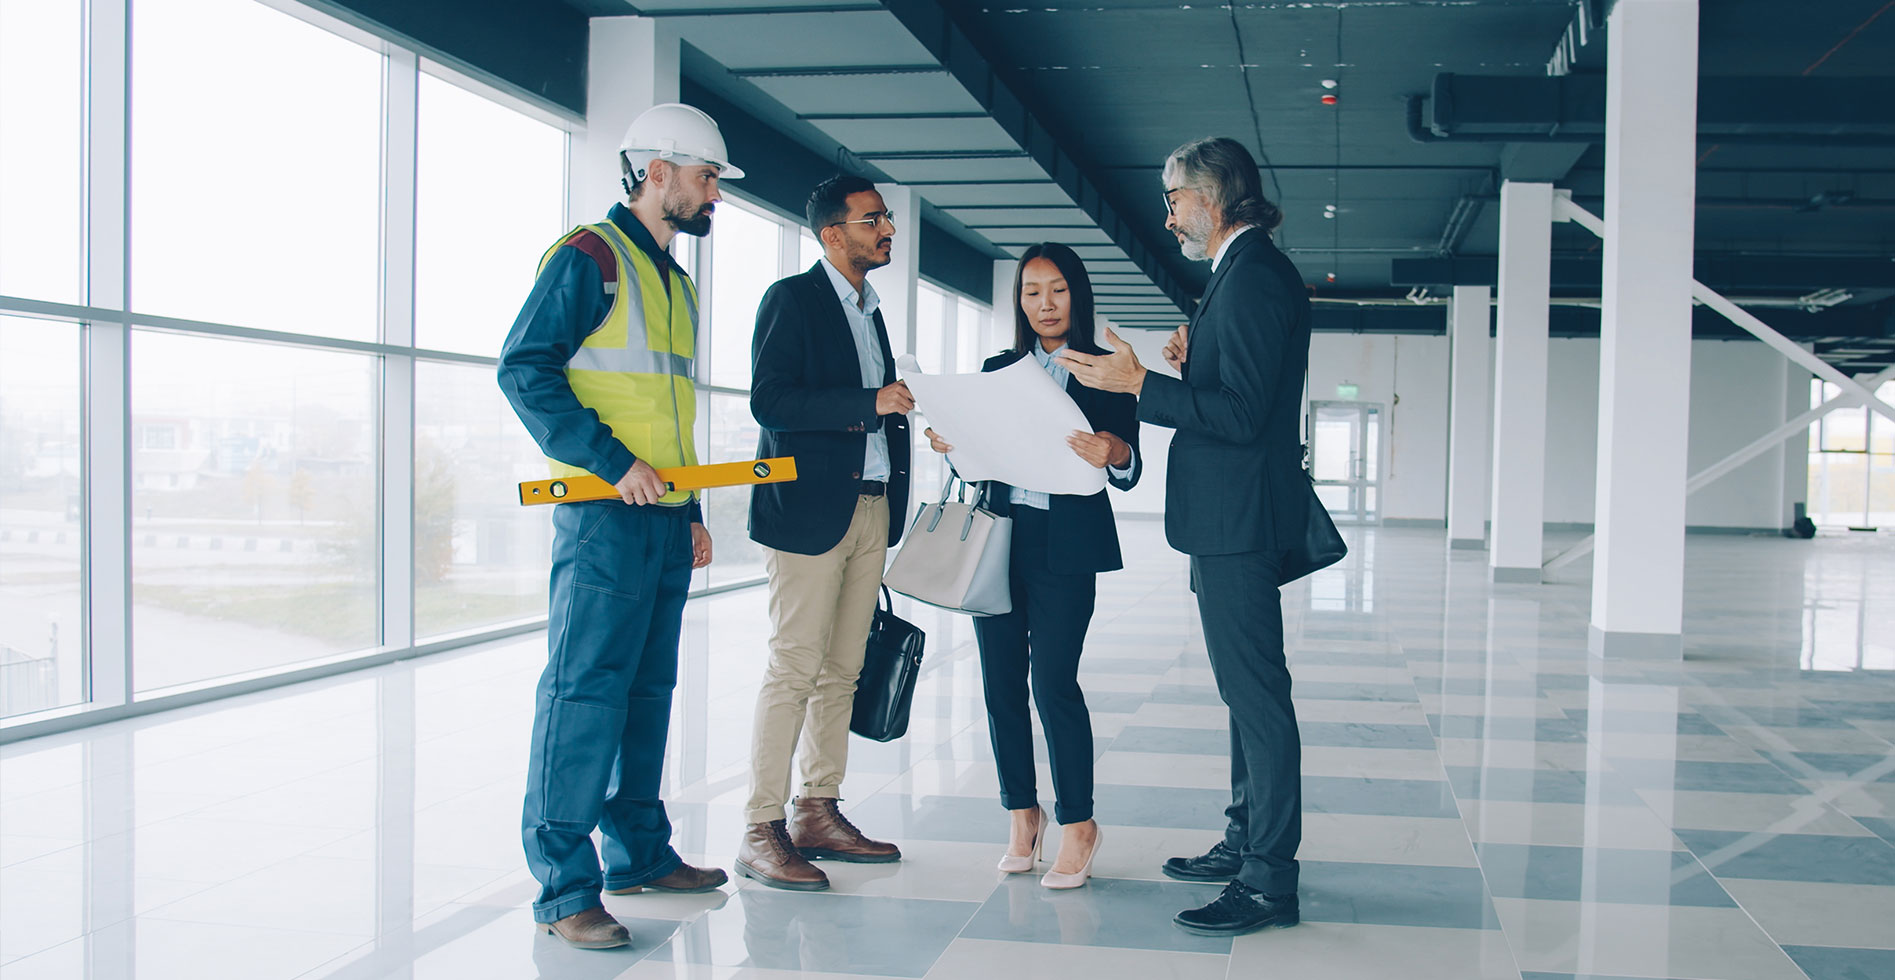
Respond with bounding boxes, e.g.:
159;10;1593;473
497;204;702;924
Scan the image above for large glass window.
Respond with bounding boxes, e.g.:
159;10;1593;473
799;230;823;272
130;0;381;339
698;391;765;587
1;0;608;731
130;333;378;692
414;71;567;356
415;361;551;637
0;317;84;718
706;199;779;389
0;0;84;305
957;295;988;372
915;282;950;373
1808;379;1895;528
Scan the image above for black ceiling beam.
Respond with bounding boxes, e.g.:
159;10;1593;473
1415;74;1895;146
880;0;1193;315
1305;302;1892;341
1391;254;1895;292
317;0;586;113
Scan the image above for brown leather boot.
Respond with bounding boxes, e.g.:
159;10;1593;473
605;861;728;895
736;819;830;891
789;796;901;863
539;905;630;949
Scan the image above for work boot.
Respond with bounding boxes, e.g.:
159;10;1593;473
789;796;901;863
605;862;728;895
539;905;631;949
736;819;830;890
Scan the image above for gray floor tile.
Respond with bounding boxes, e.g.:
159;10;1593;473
1473;843;1736;907
1675;829;1895;885
1304;774;1461;818
1781;944;1895;980
957;875;1232;954
1300;859;1501;929
643;889;977;977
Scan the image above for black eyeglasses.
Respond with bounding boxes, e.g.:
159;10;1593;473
830;210;896;230
1162;187;1184;216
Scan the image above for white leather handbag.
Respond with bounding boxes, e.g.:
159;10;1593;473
883;471;1013;616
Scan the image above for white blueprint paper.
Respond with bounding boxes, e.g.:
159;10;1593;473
897;354;1107;496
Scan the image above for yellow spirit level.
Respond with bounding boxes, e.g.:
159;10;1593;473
517;457;798;506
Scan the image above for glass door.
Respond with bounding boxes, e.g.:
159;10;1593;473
1309;400;1384;525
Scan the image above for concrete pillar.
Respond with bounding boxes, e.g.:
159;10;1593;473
1782;359;1810;530
1490;181;1554;583
873;183;920;359
1447;285;1493;549
568;17;679;225
1589;0;1698;659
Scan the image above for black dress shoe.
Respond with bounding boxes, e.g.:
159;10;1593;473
1173;880;1299;935
1161;841;1243;882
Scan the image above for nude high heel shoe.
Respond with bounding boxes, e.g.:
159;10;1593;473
997;807;1047;873
1041;825;1101;889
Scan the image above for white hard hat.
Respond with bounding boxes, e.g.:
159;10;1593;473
618;103;744;182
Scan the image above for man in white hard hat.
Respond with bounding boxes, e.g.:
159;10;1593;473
498;102;742;950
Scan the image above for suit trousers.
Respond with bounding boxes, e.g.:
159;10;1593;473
523;502;691;923
972;506;1098;825
1191;549;1301;895
745;494;889;824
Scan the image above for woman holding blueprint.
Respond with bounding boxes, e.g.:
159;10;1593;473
922;242;1141;889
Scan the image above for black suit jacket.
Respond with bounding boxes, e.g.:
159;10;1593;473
974;349;1142;574
1136;230;1311;557
748;262;911;555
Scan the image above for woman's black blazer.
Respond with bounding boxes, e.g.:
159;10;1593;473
974;349;1142;575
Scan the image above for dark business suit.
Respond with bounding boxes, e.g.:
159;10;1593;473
1136;229;1311;896
971;347;1141;825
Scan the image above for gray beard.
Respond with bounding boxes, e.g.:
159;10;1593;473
1176;209;1215;262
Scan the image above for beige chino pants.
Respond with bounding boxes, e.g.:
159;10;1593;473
744;494;889;825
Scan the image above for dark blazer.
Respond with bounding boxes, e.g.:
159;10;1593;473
749;262;911;555
1136;230;1311;557
974;348;1143;575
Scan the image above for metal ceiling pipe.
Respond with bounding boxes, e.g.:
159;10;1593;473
1408;95;1895;146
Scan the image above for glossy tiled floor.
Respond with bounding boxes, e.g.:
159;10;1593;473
4;524;1895;979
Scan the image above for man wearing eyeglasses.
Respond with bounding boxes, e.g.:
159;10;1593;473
1060;137;1311;936
738;174;912;890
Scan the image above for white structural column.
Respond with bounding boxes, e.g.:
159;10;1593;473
568;17;680;225
85;0;132;707
1446;285;1492;549
1589;0;1699;659
1489;182;1554;583
1782;359;1811;529
380;49;419;652
873;183;921;357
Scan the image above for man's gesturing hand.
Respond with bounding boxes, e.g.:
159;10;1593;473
1057;328;1147;396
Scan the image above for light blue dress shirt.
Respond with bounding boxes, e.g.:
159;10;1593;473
819;257;891;482
1008;342;1136;511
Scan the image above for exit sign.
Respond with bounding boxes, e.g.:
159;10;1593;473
1337;383;1359;399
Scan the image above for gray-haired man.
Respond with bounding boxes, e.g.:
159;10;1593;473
1058;136;1311;935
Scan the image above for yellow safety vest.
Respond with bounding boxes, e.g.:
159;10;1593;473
539;220;699;507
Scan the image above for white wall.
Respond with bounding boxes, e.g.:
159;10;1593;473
1538;337;1791;528
1308;334;1452;523
1307;331;1797;529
